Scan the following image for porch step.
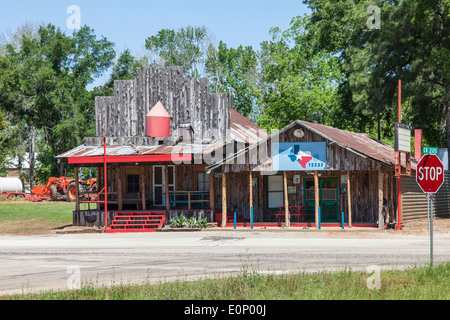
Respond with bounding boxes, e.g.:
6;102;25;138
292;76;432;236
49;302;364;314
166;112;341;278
107;211;166;233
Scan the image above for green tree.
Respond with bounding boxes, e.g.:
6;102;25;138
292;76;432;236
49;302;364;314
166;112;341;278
303;0;450;152
94;49;142;96
205;41;259;118
145;26;209;78
256;16;343;130
0;24;115;181
0;23;40;183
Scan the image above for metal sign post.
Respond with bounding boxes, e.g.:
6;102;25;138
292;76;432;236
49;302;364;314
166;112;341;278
416;154;444;267
430;193;433;267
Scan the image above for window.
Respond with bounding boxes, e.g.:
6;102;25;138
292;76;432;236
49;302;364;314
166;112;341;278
267;175;284;209
127;174;139;198
197;173;210;191
168;166;175;192
322;179;337;201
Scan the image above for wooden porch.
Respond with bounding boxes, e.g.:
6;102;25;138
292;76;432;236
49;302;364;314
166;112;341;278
72;163;219;227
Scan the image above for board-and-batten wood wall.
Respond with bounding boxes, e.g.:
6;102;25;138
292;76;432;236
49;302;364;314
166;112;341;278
89;67;232;146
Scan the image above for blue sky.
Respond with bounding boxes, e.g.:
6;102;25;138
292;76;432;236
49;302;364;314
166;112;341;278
0;0;311;87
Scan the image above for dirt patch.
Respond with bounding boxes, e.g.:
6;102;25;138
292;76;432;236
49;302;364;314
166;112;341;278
0;201;43;204
0;218;70;236
0;220;102;235
400;217;450;235
54;225;103;234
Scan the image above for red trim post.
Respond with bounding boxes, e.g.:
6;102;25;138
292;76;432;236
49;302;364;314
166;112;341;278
104;137;108;233
415;129;422;161
397;80;403;230
398;80;402;124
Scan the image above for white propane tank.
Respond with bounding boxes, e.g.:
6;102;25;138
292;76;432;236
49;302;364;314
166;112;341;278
0;178;23;193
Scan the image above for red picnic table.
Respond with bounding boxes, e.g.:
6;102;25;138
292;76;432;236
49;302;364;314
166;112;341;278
276;206;307;223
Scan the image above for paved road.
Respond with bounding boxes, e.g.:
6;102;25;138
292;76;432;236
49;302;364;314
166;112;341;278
0;229;449;295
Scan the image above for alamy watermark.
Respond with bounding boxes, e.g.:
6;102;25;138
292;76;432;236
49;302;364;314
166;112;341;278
66;5;81;30
67;265;81;290
366;265;381;290
169;128;279;173
366;5;381;30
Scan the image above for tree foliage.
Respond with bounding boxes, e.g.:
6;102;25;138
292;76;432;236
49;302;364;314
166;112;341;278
256;16;343;130
0;24;115;181
2;2;449;181
93;49;143;97
205;41;259;118
145;26;209;78
303;0;450;149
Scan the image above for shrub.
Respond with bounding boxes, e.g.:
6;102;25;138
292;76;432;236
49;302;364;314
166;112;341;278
169;215;187;228
170;215;208;229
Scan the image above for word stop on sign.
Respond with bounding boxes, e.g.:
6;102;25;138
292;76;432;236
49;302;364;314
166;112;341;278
418;166;443;181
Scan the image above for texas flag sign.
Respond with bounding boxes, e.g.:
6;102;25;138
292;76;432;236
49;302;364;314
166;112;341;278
272;142;327;171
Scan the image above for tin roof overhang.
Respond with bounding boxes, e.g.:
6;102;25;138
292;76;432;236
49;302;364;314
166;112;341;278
206;120;417;173
57;141;225;165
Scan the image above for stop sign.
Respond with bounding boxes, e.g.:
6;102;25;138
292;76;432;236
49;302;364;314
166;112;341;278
416;154;445;194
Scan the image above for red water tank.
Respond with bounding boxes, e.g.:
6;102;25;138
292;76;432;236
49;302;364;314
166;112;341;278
146;101;170;138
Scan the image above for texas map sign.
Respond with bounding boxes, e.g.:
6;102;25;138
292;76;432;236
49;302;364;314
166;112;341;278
272;142;327;171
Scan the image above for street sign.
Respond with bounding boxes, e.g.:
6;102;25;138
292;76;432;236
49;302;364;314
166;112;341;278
395;123;411;152
422;147;438;155
416;154;444;194
416;154;444;268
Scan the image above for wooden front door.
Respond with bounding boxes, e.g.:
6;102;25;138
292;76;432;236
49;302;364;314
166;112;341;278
304;178;339;222
153;166;175;207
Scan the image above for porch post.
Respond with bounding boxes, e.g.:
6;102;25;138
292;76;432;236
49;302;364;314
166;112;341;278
165;165;169;211
141;166;146;210
314;171;319;228
378;169;384;229
117;167;123;211
249;169;253;221
209;173;215;210
390;171;394;226
222;170;227;228
284;171;289;228
75;167;80;213
384;171;389;226
347;170;352;228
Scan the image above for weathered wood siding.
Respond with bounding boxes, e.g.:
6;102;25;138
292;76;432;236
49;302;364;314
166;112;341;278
223;122;383;173
90;67;232;146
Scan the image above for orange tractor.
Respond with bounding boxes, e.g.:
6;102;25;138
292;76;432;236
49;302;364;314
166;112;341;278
31;176;97;202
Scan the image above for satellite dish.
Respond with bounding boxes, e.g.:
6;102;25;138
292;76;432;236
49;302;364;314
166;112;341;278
294;129;304;139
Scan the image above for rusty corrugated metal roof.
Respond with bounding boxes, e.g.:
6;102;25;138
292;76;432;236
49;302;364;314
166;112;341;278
230;109;268;144
207;120;417;173
298;121;417;170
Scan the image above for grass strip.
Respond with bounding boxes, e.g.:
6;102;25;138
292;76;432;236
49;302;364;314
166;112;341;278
2;262;448;300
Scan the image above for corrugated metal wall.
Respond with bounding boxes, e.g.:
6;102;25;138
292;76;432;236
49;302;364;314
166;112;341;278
402;171;450;221
435;171;450;216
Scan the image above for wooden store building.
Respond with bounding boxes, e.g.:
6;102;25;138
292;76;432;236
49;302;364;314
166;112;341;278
57;66;448;232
